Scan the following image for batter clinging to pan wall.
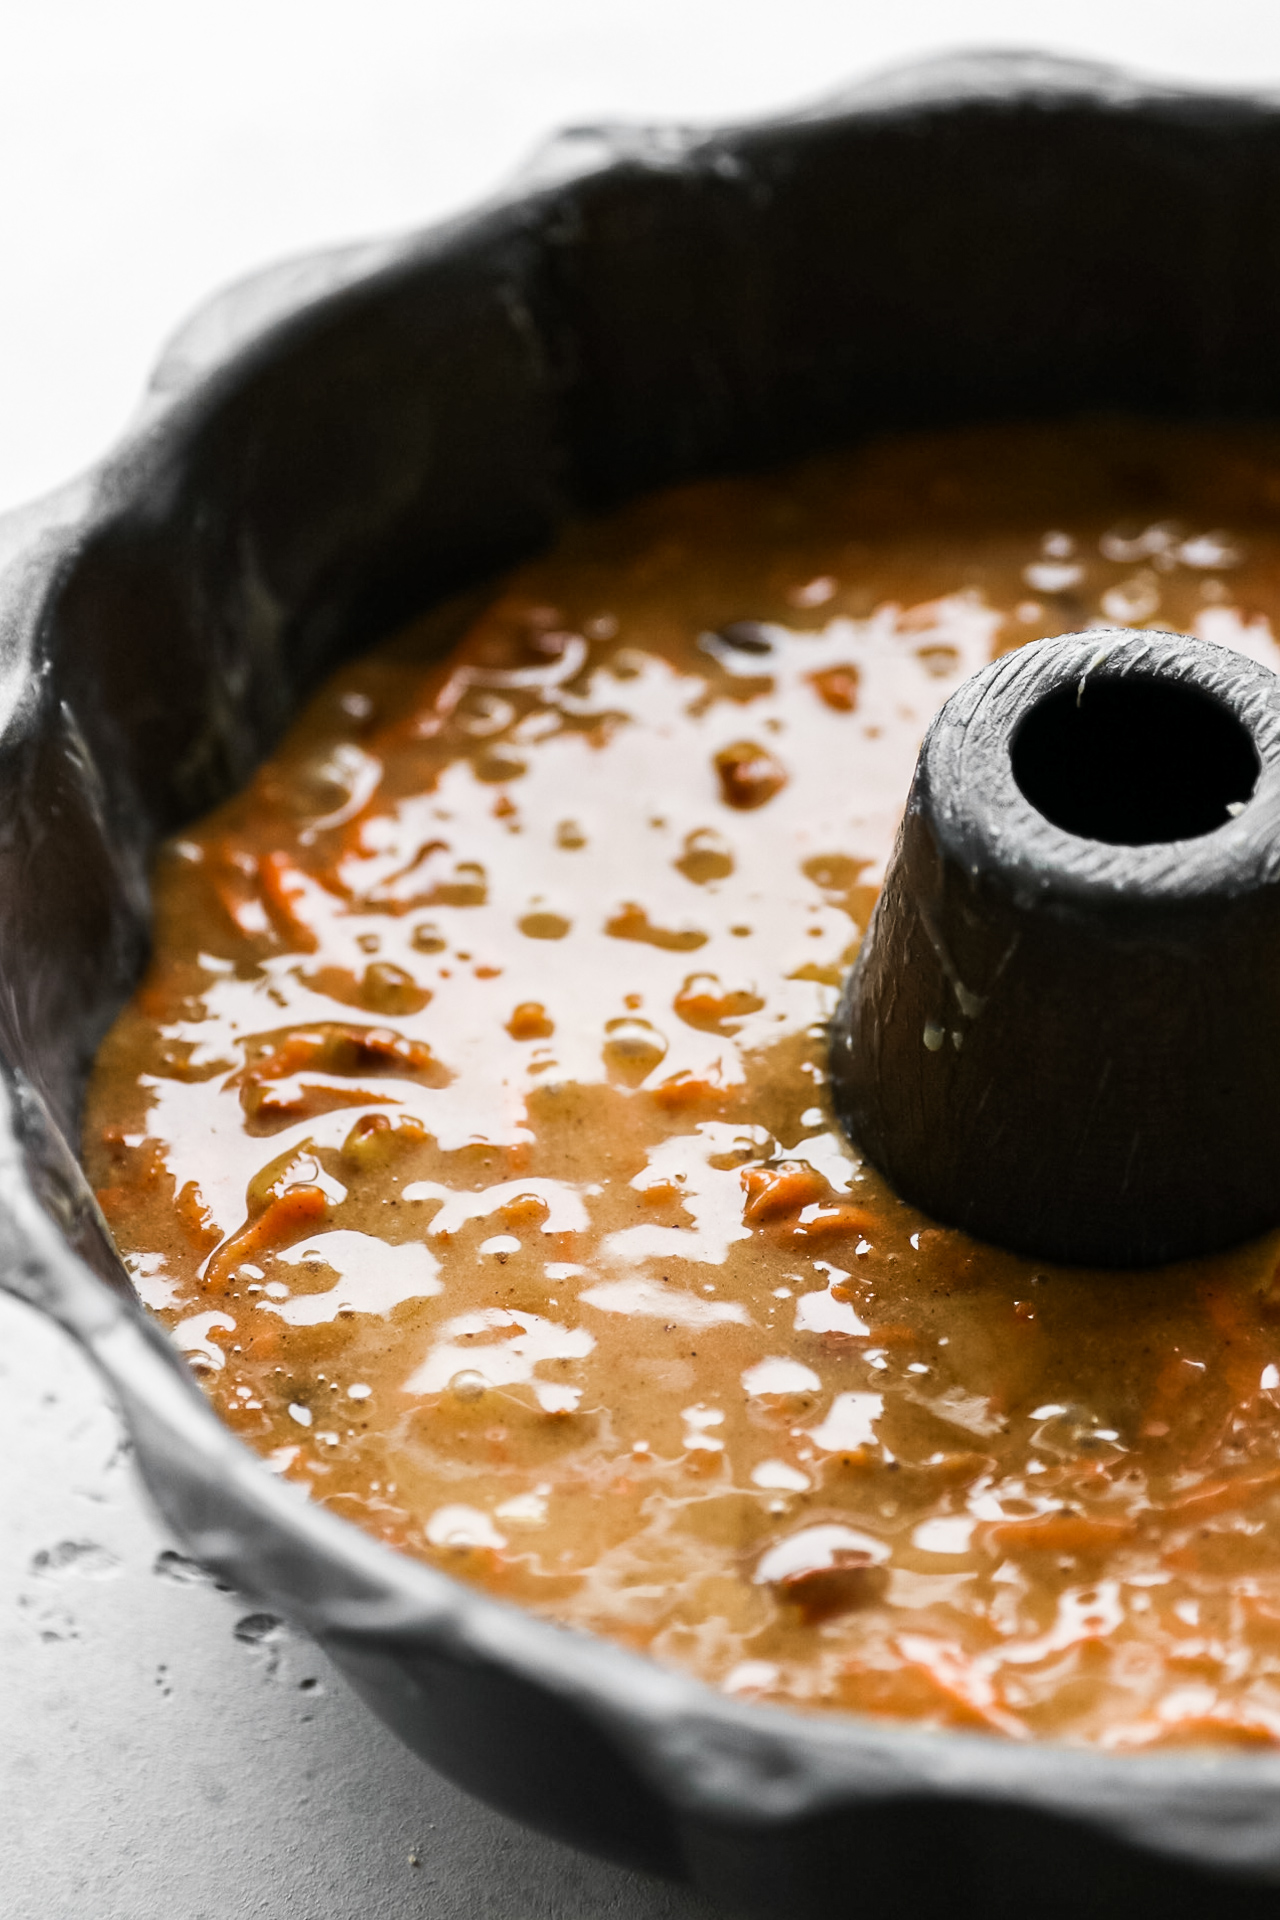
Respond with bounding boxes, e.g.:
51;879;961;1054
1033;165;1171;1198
85;419;1280;1746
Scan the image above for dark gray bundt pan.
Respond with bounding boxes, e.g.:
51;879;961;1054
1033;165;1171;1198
8;48;1280;1919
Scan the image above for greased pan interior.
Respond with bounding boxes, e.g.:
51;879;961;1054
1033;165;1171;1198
8;50;1280;1918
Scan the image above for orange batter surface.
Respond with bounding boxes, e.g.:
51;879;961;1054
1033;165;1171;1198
84;421;1280;1746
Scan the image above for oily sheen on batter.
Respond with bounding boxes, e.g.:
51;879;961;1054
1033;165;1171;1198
85;421;1280;1747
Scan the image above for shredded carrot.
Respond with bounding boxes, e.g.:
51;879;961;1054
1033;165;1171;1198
240;1023;446;1090
500;1193;551;1231
892;1636;1026;1739
865;1323;919;1349
638;1180;682;1209
980;1512;1132;1556
209;863;272;942
793;1203;879;1240
808;664;860;712
1107;1713;1280;1752
650;1073;728;1111
741;1163;827;1224
204;1184;328;1293
672;976;764;1033
604;903;708;951
244;1081;396;1128
258;851;321;952
507;1002;554;1041
176;1180;222;1254
1166;1464;1280;1523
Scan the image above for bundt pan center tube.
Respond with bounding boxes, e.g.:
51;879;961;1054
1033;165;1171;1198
10;48;1280;1920
831;625;1280;1267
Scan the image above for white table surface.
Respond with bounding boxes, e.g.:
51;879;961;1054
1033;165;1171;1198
4;6;1280;1915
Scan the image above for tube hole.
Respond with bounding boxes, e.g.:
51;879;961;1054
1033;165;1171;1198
1011;674;1259;845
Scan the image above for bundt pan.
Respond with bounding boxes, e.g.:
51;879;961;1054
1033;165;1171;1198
9;48;1280;1919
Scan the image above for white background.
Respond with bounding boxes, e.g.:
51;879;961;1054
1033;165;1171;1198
3;0;1280;514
